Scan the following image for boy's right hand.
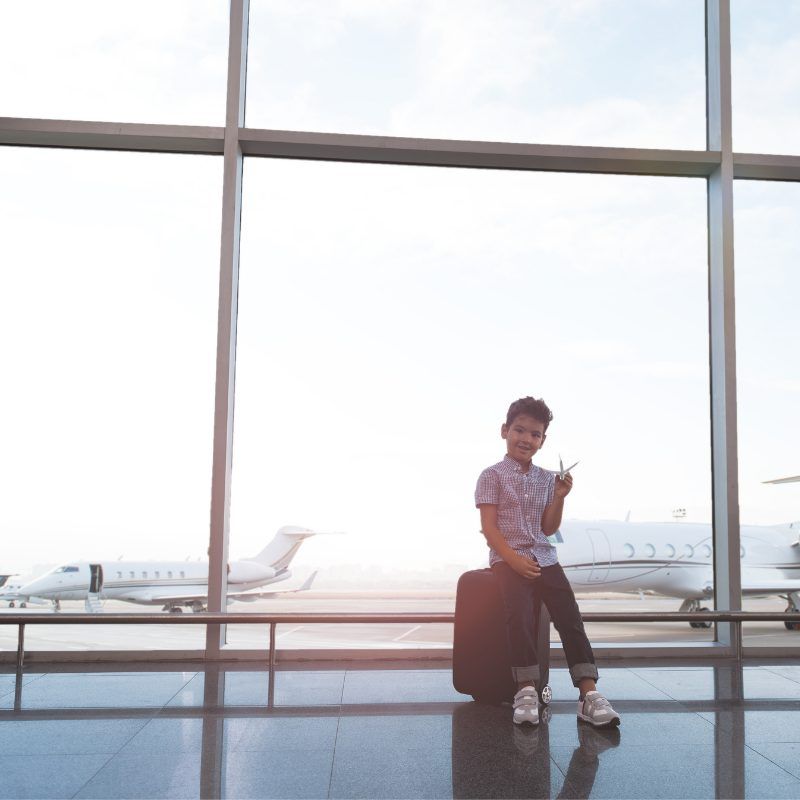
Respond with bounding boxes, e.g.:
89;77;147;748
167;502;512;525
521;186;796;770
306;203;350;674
511;553;541;580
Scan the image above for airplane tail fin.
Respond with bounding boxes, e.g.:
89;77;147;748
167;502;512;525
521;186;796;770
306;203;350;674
298;570;318;592
249;526;320;571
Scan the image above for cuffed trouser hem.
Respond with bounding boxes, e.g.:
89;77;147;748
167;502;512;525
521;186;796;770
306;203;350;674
569;662;598;687
512;665;540;686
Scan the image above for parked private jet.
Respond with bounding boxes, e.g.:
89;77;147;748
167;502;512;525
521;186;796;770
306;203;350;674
0;573;49;608
556;519;800;629
9;526;324;613
555;474;800;629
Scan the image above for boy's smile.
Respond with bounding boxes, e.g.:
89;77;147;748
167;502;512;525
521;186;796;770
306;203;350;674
501;413;546;466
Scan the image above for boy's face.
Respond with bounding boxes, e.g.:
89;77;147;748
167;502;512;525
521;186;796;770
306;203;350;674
501;413;547;464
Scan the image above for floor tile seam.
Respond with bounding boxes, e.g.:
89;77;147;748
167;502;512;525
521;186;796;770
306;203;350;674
68;750;121;800
622;669;684;702
327;713;342;799
760;665;800;687
548;750;570;781
105;713;161;758
331;742;453;755
159;672;203;710
671;697;721;731
0;671;48;701
744;741;800;782
339;670;348;706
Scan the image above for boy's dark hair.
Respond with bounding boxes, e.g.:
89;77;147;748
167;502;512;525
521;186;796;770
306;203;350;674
505;396;553;431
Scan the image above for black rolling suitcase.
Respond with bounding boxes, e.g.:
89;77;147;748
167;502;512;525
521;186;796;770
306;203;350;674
453;568;551;705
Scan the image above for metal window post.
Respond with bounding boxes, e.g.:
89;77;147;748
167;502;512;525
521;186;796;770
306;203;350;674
706;0;742;651
206;0;249;657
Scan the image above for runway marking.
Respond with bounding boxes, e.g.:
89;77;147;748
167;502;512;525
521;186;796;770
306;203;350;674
393;625;422;642
277;625;305;639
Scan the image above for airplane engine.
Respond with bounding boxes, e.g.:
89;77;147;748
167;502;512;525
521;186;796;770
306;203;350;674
227;560;276;584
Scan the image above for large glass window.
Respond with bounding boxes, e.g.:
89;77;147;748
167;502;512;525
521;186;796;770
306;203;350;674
0;0;229;125
735;180;800;647
3;2;797;659
0;147;222;650
732;0;800;155
247;0;706;149
227;159;711;649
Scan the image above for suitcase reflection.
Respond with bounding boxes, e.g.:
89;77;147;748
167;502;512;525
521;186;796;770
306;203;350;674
451;702;620;799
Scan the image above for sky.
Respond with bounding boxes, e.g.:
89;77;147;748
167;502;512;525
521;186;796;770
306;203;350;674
1;0;799;583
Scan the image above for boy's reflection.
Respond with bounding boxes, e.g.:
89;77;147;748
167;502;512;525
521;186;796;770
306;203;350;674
557;722;621;800
452;703;619;799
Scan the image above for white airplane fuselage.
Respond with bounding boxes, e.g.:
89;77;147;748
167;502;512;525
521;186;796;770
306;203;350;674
12;526;321;611
15;558;285;605
557;519;800;601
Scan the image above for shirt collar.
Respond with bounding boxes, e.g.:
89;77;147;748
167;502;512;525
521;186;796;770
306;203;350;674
501;454;533;474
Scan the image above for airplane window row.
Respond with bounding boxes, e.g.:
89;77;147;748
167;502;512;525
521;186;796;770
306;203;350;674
622;543;715;559
115;570;185;580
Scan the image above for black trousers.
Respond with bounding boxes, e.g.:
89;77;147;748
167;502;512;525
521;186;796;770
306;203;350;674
492;560;598;688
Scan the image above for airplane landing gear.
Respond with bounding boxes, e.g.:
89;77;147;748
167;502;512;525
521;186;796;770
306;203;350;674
784;593;800;631
190;601;207;613
680;598;713;629
167;607;184;614
53;599;61;612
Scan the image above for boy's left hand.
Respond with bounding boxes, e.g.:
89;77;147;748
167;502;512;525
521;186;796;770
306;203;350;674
555;473;573;499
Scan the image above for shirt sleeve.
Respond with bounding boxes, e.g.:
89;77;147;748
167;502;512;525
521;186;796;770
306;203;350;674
475;468;499;507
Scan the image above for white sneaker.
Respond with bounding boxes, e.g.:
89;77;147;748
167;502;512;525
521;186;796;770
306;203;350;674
512;685;539;726
577;691;621;728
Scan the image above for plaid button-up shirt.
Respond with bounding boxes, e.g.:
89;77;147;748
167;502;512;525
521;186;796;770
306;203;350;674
475;455;558;567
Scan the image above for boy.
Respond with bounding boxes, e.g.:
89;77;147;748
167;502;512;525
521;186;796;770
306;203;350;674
475;396;620;728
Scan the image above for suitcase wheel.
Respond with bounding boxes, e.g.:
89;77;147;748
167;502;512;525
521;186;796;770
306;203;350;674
539;685;552;705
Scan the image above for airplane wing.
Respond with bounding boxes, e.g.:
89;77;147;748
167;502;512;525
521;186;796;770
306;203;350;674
121;586;209;604
228;571;318;602
763;475;800;484
741;580;800;597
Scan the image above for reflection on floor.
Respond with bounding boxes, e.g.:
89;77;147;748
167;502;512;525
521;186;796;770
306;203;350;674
2;660;800;798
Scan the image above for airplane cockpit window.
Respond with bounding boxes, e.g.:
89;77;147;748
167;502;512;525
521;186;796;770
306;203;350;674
624;544;634;558
54;566;79;573
645;544;655;558
665;544;676;558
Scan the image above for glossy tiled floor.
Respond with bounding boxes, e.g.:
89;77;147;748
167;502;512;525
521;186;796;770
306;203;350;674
2;661;800;798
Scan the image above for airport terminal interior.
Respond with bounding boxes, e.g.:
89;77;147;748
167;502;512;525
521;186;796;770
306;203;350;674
3;0;800;797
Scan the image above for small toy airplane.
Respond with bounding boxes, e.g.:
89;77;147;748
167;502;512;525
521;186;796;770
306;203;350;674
558;455;579;480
